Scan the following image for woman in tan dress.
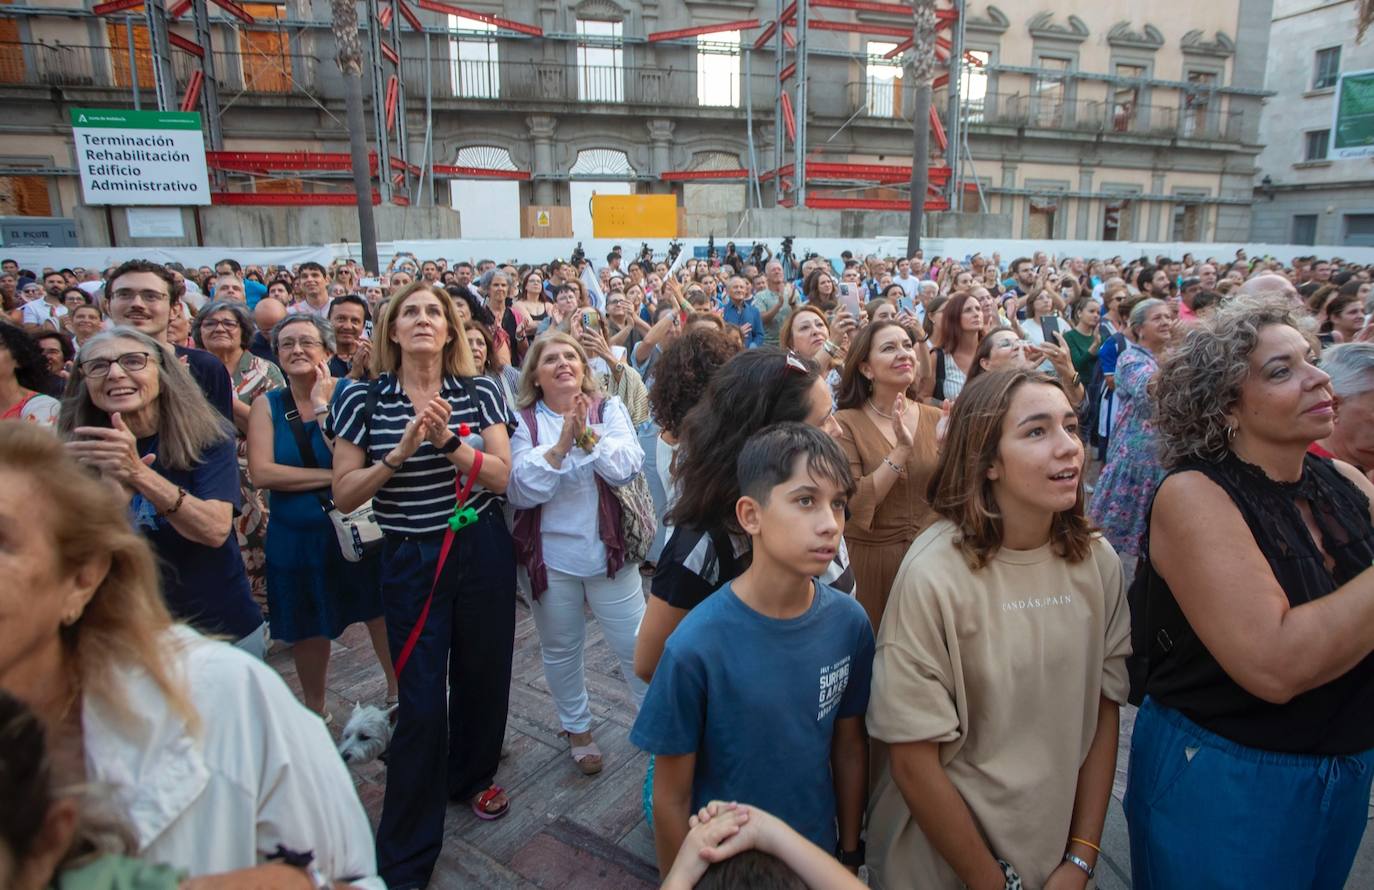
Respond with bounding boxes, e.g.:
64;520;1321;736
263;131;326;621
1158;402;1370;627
833;320;942;630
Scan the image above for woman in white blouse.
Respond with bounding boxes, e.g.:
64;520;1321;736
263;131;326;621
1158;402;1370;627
508;332;647;777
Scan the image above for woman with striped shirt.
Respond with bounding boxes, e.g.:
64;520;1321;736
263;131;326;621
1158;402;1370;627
331;283;516;890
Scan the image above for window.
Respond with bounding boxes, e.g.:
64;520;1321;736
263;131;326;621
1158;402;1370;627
0;174;52;216
449;15;498;99
865;41;903;117
239;4;293;93
576;19;623;102
1182;70;1216;137
1291;214;1318;246
1314;46;1340;90
1304;129;1330;162
1171;200;1204;241
1028;196;1059;239
1102;197;1134;241
1345;214;1374;247
1032;56;1070;127
1112;64;1143;132
962;50;989;123
697;30;740;107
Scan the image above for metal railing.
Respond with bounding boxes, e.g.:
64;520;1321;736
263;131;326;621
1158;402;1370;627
972;92;1253;140
972;92;1245;141
0;41;320;95
401;57;767;108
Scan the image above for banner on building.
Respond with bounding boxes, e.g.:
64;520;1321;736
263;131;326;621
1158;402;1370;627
71;108;211;205
1331;69;1374;160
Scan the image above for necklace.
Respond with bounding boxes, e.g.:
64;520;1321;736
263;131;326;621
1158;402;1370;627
866;398;894;419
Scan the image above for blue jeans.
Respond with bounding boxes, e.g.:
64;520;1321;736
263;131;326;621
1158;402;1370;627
374;510;516;890
637;420;667;563
1125;696;1374;890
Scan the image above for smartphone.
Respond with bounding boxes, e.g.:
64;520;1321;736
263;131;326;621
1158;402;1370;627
580;309;600;329
838;283;862;316
363;320;374;339
897;296;915;316
1040;315;1059;344
360;277;380;288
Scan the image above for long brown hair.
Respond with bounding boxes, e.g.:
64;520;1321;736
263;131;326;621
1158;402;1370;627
0;423;197;733
835;320;920;410
926;369;1094;569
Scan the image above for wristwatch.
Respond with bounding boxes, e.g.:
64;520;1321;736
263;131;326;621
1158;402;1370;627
439;435;462;455
834;840;865;867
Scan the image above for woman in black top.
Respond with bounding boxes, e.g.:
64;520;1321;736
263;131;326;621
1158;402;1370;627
1125;296;1374;889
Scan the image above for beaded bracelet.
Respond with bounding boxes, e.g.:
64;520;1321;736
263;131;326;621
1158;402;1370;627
883;456;906;476
159;485;187;518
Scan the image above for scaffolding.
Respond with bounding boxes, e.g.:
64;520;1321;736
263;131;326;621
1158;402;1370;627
84;0;972;210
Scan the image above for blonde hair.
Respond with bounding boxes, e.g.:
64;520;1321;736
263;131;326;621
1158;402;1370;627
0;423;197;733
370;282;475;377
59;328;231;472
515;331;601;409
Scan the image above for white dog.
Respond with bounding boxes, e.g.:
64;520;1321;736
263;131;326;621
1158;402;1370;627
337;702;397;765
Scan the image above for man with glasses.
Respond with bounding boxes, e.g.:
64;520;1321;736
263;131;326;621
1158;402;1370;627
102;259;234;422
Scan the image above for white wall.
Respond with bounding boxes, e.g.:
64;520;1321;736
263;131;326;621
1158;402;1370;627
449;179;521;239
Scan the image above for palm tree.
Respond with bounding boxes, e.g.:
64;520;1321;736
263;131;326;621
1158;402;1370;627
331;0;379;272
906;0;938;256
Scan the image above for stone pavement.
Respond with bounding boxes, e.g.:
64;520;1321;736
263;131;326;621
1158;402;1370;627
270;596;1374;889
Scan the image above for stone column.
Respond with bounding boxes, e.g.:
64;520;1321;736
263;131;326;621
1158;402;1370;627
646;119;676;194
527;114;558;205
1147;169;1167;241
1001;161;1019;234
1076;166;1095;240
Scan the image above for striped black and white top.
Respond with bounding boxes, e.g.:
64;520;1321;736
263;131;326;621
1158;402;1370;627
333;373;515;535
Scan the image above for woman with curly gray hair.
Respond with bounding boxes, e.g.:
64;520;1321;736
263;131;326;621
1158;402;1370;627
1086;297;1174;557
1123;296;1374;890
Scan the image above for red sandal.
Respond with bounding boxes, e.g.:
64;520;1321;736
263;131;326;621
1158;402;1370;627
471;785;510;821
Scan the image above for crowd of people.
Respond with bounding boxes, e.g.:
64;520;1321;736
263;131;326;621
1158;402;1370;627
2;242;1374;890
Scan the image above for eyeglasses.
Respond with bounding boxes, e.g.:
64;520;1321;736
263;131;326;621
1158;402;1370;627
110;289;170;305
278;337;323;352
81;351;153;377
201;318;240;330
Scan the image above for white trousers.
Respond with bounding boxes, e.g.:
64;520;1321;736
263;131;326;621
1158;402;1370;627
529;563;648;734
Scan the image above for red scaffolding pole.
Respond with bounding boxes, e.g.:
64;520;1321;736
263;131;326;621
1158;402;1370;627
647;19;760;42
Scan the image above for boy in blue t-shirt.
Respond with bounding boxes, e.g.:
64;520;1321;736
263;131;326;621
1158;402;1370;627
631;423;875;878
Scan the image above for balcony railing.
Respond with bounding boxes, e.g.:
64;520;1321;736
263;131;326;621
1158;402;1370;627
0;41;319;94
972;92;1244;141
402;57;771;108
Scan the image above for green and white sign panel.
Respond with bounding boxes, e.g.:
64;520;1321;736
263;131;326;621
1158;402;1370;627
1331;69;1374;161
71;108;210;205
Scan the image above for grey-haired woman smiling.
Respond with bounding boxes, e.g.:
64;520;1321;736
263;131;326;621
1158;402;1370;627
59;326;265;656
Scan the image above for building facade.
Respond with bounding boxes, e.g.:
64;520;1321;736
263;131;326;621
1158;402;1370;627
0;0;1273;243
1250;0;1374;247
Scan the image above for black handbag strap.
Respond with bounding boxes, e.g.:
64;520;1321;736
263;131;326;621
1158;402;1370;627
282;396;335;513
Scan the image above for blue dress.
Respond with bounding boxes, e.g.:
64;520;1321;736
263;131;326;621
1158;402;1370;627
1088;343;1164;558
263;388;383;642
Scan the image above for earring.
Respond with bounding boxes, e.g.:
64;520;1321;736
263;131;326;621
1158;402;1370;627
1226;424;1238;442
61;610;81;626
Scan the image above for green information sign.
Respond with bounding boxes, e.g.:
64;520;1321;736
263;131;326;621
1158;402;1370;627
1331;69;1374;160
70;107;210;205
69;108;203;130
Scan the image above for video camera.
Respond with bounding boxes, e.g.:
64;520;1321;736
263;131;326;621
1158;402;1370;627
570;242;586;266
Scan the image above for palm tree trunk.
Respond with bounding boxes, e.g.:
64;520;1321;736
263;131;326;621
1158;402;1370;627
906;0;938;256
331;0;379;273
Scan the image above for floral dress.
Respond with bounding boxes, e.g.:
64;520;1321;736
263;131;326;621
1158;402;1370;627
232;351;285;618
1088;343;1163;558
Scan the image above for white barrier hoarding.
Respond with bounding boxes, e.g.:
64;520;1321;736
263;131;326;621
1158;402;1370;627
71;108;211;206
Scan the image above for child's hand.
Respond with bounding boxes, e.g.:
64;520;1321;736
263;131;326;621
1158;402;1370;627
662;805;750;890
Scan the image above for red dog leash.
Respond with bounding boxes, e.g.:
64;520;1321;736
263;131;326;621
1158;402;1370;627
393;439;483;677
